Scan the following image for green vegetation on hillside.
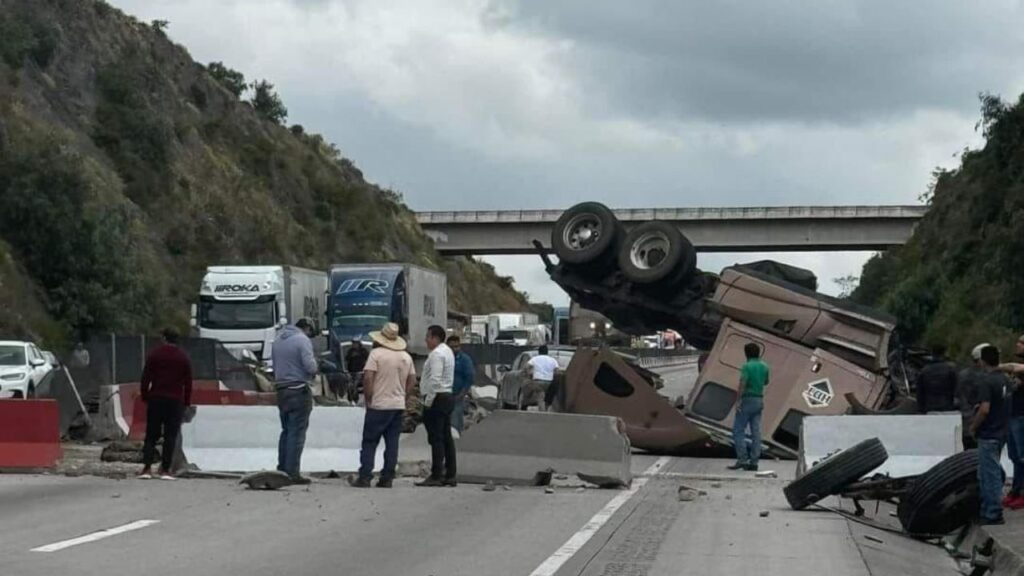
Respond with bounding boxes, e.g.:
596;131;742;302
853;93;1024;356
0;0;537;344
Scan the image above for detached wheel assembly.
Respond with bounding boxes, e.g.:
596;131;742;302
551;202;623;267
783;437;888;510
897;450;979;537
617;221;696;286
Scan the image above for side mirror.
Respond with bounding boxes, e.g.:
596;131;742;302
321;329;330;338
30;358;46;367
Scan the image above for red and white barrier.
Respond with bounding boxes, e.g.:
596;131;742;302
0;399;62;469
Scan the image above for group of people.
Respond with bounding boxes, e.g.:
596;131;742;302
136;319;475;489
727;335;1024;527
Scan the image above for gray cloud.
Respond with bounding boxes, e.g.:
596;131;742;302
500;1;1024;123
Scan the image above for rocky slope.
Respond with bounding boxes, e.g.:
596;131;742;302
0;0;535;344
853;93;1024;356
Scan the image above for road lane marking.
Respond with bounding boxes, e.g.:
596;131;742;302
31;520;160;552
528;457;671;576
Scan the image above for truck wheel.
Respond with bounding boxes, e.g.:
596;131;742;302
783;437;888;510
552;202;622;267
617;221;696;286
897;450;979;537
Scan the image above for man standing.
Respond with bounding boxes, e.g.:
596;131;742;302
417;325;456;487
971;345;1010;525
525;345;559;411
998;334;1024;510
345;337;369;402
959;344;991;449
139;328;192;480
448;335;475;433
273;318;318;485
349;323;416;488
916;345;958;413
729;343;769;472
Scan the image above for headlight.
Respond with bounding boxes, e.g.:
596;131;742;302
1;373;26;381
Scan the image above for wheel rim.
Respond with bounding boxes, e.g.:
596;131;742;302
562;213;603;252
629;231;670;269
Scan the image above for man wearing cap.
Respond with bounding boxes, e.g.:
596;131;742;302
998;334;1024;510
417;325;456;487
345;337;370;402
958;343;991;450
272;318;318;484
349;323;416;488
971;344;1011;525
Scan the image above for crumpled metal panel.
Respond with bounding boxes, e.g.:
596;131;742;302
562;347;709;453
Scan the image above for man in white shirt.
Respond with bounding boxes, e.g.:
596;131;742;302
525;345;560;411
417;325;456;487
348;323;416;489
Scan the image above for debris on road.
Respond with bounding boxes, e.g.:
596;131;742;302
240;470;293;490
482;481;496;492
755;470;777;479
759;510;770;518
678;485;700;502
545;486;555;494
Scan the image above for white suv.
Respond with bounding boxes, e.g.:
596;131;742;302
0;341;54;399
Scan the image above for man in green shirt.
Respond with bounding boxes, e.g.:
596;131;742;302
728;343;770;471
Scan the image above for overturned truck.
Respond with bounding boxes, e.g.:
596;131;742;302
541;202;904;457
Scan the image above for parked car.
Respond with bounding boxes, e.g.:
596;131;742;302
498;347;575;409
0;341;54;399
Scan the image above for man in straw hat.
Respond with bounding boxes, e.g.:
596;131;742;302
349;322;416;488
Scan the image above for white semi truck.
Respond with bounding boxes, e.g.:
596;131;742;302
191;266;328;366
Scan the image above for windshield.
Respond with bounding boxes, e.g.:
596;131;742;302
0;345;26;366
497;330;529;340
199;297;276;330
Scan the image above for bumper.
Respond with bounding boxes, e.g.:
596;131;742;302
0;378;30;399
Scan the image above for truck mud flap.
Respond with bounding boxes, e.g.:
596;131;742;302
562;347;708;453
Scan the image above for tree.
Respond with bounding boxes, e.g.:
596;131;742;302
151;20;169;34
833;274;859;299
207;61;246;98
250;80;287;124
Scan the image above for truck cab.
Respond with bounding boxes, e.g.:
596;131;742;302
193;267;287;363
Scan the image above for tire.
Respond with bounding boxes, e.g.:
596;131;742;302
784;437;888;510
617;221;696;286
897;450;979;537
551;202;623;267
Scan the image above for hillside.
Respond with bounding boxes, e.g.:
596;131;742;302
0;0;534;345
853;93;1024;356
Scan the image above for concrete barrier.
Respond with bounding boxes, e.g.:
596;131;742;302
181;405;381;473
0;400;62;469
457;411;632;487
799;414;962;478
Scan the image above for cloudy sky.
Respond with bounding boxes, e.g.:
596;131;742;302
113;0;1024;305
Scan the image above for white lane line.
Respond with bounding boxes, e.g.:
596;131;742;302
31;520;160;552
528;457;672;576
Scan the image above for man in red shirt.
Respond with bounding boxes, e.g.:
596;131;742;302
138;328;193;480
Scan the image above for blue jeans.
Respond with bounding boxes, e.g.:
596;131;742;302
732;396;764;465
977;438;1006;521
277;387;313;478
1008;417;1024;497
358;409;404;481
452;396;466;433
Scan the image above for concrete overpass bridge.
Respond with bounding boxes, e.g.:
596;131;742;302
416;205;927;255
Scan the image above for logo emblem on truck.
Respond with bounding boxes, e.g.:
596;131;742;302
802;379;834;408
214;284;259;293
335;279;390;295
